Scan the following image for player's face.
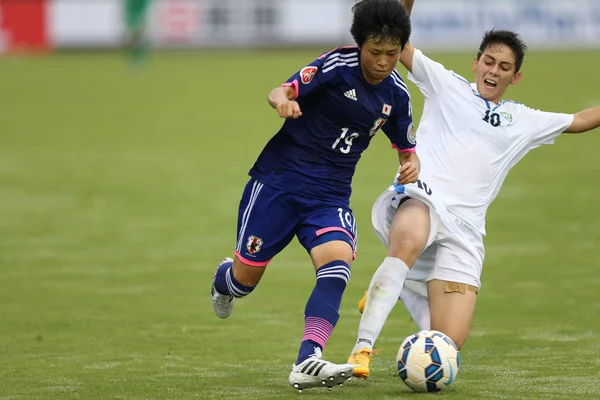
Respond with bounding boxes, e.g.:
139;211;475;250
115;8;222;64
472;44;522;103
360;37;402;84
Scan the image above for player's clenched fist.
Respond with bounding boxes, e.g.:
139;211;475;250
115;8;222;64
275;100;303;119
396;162;418;184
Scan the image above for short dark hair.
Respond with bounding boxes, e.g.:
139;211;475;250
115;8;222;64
477;29;528;72
350;0;411;48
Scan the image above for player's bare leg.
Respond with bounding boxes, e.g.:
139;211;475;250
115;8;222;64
427;279;477;350
289;240;355;392
230;256;267;286
211;255;265;318
349;199;430;378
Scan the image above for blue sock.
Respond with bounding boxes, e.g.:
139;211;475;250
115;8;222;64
213;261;255;298
296;260;351;365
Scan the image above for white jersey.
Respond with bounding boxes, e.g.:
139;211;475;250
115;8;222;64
399;49;574;234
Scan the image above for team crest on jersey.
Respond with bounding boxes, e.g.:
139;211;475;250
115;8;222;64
500;112;513;123
382;103;392;116
246;235;263;254
369;117;387;136
300;67;318;84
407;122;416;144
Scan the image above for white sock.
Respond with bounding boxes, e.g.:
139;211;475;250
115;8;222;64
352;257;409;353
399;285;431;331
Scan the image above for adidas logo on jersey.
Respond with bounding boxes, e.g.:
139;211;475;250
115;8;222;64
344;89;357;101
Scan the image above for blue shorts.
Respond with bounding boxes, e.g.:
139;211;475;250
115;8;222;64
234;179;358;266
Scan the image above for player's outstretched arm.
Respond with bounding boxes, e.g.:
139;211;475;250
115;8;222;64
564;106;600;133
397;151;420;184
267;86;302;119
399;42;415;73
398;0;415;73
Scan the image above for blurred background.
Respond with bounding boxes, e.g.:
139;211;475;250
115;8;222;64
1;1;599;399
2;0;600;52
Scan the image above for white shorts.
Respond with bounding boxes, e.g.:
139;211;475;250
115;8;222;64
371;184;485;291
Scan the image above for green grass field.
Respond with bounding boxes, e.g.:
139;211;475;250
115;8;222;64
1;49;599;400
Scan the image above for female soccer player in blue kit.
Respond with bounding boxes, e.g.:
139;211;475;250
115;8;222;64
210;0;419;391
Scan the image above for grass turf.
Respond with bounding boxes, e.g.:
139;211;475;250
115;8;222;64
1;49;599;399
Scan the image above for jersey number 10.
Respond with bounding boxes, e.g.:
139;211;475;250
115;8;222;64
482;110;501;127
332;127;359;154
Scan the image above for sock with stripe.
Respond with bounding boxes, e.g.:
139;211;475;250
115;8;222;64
296;260;351;365
213;260;255;298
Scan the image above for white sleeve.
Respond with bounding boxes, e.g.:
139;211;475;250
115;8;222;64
407;49;454;98
520;106;574;148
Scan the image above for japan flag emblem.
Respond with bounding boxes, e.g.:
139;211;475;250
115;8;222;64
300;66;318;84
382;104;392;116
246;235;263;254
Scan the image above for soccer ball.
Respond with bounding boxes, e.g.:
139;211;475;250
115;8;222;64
396;330;460;392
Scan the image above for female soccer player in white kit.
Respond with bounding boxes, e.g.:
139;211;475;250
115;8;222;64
348;0;600;378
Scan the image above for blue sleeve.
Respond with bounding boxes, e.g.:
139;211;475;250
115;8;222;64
283;48;353;99
383;95;415;152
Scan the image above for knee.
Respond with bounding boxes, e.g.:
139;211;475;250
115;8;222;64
388;238;421;266
310;237;354;267
450;334;467;351
438;330;468;351
430;320;469;350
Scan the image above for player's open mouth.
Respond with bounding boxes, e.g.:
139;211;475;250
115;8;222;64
484;79;497;88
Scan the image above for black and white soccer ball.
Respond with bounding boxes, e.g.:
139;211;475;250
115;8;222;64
396;330;460;392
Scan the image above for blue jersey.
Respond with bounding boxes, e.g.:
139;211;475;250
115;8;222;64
249;46;415;205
